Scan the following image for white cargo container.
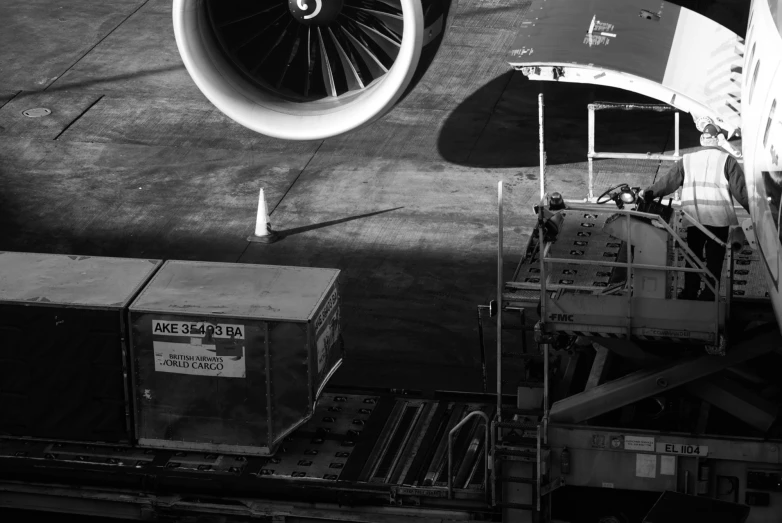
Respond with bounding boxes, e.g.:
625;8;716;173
129;261;343;456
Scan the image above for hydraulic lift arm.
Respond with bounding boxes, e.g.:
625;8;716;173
549;326;782;424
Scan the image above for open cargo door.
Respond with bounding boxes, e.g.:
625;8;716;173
507;0;743;135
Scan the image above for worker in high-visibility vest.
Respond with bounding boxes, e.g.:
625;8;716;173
642;125;749;301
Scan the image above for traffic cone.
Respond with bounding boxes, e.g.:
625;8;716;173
247;188;279;243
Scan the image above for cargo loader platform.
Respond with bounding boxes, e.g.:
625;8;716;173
480;182;782;523
503;200;769;347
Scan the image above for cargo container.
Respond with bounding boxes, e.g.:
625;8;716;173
129;261;343;456
0;252;162;443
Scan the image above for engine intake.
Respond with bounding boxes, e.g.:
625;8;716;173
173;0;454;140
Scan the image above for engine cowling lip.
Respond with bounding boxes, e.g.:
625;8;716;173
172;0;425;141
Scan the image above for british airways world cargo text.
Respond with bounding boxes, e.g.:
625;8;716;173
161;353;226;371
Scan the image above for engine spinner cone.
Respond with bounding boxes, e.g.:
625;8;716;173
288;0;344;26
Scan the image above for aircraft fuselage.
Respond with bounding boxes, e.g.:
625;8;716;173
742;0;782;326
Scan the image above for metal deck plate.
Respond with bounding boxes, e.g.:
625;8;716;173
509;205;770;306
254;393;377;481
511;207;621;296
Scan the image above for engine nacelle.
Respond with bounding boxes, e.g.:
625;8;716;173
173;0;455;140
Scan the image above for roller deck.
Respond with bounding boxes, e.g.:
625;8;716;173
0;390;497;520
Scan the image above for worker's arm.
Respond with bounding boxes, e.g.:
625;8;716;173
647;160;685;199
725;156;750;212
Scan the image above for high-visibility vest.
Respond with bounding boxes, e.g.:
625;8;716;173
680;149;738;227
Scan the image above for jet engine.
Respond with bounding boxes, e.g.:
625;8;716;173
173;0;456;140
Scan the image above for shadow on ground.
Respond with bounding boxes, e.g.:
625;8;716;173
438;71;703;168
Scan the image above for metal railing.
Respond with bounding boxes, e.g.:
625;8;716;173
491;180;551;513
534;196;732;344
447;409;489;499
587;102;681;201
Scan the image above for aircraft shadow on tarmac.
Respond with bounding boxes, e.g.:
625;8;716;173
437;70;703;168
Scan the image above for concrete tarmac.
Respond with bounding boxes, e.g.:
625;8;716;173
0;0;747;395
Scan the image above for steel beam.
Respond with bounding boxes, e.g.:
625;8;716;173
584;345;613;391
583;336;664;365
553;351;582;402
687;376;779;433
549;327;780;424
